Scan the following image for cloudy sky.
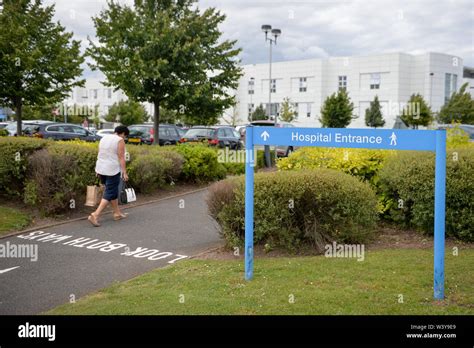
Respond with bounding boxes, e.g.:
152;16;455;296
45;0;474;78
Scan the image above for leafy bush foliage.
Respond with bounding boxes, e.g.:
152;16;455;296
379;149;473;241
207;169;379;251
0;137;48;196
174;144;226;182
277;147;392;185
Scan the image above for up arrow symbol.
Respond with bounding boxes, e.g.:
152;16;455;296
261;131;270;141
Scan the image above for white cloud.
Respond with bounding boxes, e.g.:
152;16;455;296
43;0;473;77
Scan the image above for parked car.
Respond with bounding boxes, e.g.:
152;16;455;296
177;127;188;138
0;122;9;129
24;123;99;141
250;120;296;157
96;129;115;138
127;124;181;145
180;126;243;149
437;124;474;141
4;120;54;136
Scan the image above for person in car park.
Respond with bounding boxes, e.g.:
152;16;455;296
88;125;130;227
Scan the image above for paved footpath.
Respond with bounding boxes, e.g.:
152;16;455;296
0;189;221;314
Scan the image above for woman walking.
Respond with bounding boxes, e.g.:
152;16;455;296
88;125;130;227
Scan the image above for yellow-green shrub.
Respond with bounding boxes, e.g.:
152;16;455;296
277;147;393;185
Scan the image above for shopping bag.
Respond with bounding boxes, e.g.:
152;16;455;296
119;181;136;205
85;185;102;207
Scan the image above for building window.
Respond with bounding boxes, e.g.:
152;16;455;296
338;76;347;91
307;103;312;118
82;89;88;99
445;73;457;103
270;79;276;93
299;77;307;92
107;89;112;99
248;79;255;95
266;103;279;116
248;103;254;118
370;73;380;89
93;89;98;99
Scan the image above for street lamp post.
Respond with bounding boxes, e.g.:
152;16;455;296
429;72;434;108
262;24;281;167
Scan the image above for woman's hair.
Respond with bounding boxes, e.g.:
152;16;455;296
114;125;130;136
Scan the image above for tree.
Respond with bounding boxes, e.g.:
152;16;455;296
0;0;84;136
279;97;297;123
249;104;268;122
365;95;385;128
438;83;474;125
400;93;433;129
105;100;149;126
88;0;242;145
320;89;354;128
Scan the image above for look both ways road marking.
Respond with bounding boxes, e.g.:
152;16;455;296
16;231;188;264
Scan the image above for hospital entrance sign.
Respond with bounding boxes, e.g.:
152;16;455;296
244;127;447;300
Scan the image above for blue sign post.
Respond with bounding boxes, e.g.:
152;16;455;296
245;126;447;299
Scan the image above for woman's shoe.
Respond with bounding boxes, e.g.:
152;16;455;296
113;212;128;221
88;213;100;227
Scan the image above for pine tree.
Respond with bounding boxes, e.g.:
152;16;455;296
400;93;433;129
320;89;354;128
438;83;474;125
249;104;268;122
365;95;385;128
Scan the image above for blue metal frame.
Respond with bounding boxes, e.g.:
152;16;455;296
244;126;447;300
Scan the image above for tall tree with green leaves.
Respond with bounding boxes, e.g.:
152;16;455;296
400;93;433;129
0;0;84;136
88;0;242;145
279;97;297;123
438;83;474;125
319;89;354;128
249;104;268;122
105;100;149;126
365;95;385;128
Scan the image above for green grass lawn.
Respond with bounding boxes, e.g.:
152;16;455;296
0;206;30;236
48;248;474;315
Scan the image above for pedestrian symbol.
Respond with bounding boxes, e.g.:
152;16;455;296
389;132;397;146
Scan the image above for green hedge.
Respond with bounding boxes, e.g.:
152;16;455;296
207;169;379;251
379;149;473;242
0;137;48;196
1;138;224;215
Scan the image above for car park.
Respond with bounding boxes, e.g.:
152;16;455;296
180;126;242;149
24;122;99;141
127;124;181;145
437;124;474;141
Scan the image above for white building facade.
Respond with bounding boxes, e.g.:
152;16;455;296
234;52;466;128
64;79;153;119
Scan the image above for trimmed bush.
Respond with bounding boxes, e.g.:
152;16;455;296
0;137;48;196
379;149;473;242
128;154;173;193
277;147;392;185
24;143;98;214
174;144;226;182
207;169;379;251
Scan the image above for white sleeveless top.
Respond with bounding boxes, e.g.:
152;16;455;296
95;134;122;176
